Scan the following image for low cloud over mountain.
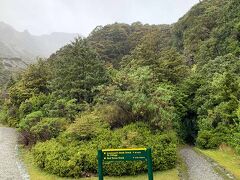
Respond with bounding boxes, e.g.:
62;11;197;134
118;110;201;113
0;21;78;63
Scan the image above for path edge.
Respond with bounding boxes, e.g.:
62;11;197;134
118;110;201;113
193;147;236;180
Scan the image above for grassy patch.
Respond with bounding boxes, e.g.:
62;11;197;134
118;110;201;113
105;170;179;180
176;146;189;180
197;145;240;179
0;123;6;127
20;148;179;180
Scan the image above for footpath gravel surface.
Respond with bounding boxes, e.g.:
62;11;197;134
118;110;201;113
180;146;223;180
0;127;29;180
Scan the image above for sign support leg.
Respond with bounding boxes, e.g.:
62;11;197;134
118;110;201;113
147;148;153;180
98;150;103;180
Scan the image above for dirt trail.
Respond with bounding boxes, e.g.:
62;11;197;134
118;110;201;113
0;127;29;180
180;146;224;180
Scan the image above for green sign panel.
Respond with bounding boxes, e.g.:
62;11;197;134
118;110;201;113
103;148;147;161
98;148;153;180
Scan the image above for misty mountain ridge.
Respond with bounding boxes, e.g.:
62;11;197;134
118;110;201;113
0;21;78;64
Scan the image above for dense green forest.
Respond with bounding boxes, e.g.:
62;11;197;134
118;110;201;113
0;0;239;178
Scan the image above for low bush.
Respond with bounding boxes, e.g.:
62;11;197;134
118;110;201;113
65;109;109;141
100;104;134;129
19;94;51;119
18;111;67;145
196;125;231;149
18;111;44;145
32;122;177;178
0;107;8;124
228;127;240;154
31;117;68;142
196;130;226;149
19;111;44;130
196;130;213;149
46;99;79;121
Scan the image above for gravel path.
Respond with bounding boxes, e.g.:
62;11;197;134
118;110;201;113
0;127;29;180
180;146;223;180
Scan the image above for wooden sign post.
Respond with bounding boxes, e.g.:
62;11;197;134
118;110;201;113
98;148;153;180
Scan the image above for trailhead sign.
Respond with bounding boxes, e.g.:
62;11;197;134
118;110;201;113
103;148;147;161
97;148;153;180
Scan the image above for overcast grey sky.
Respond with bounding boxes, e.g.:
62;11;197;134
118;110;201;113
0;0;199;36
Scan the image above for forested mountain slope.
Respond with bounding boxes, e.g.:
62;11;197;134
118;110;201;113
87;22;163;68
173;0;240;64
0;22;77;63
0;22;77;88
0;0;239;178
0;57;27;88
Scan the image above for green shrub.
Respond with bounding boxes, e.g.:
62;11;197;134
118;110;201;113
33;140;83;177
208;136;222;149
19;94;51;119
196;126;231;149
5;105;20;126
19;111;44;130
31;118;68;142
0;107;8;124
100;104;134;129
65;109;109;141
32;122;177;178
46;99;79;121
228;132;240;154
18;111;44;145
196;130;213;149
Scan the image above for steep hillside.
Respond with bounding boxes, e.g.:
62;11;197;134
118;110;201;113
87;22;160;67
170;0;240;143
173;0;240;64
1;57;27;70
0;22;78;63
0;57;27;88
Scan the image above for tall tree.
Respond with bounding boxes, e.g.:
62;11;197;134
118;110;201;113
49;38;109;103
